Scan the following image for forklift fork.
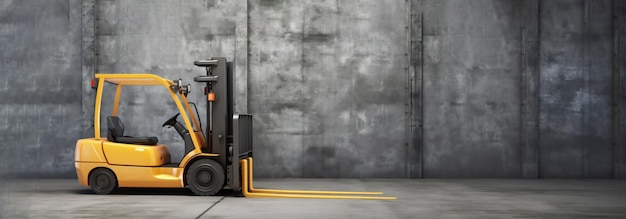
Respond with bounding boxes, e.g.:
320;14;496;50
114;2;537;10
240;158;397;200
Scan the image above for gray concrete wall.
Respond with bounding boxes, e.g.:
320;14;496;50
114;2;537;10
92;0;242;163
419;0;523;177
1;0;625;178
538;0;614;178
247;0;409;178
416;0;619;178
0;0;82;177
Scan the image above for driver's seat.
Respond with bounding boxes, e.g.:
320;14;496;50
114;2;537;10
107;116;158;145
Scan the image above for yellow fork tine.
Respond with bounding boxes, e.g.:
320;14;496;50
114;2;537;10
246;157;384;195
240;159;397;200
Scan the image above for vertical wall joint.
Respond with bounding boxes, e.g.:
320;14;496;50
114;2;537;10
521;0;540;179
407;0;423;178
613;0;623;179
81;0;96;138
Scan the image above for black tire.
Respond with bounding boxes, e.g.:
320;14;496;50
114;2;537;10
186;159;225;196
88;168;117;194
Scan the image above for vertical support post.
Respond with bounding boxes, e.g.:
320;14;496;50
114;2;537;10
94;78;105;139
234;0;249;114
208;57;231;172
582;0;591;178
614;0;625;179
112;85;123;116
81;0;96;138
407;0;423;179
521;0;541;178
231;114;253;191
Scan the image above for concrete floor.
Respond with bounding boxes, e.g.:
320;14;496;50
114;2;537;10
0;179;625;219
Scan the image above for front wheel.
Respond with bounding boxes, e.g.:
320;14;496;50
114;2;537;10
88;168;117;194
186;159;225;196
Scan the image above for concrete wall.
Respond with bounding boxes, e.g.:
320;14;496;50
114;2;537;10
0;0;82;177
92;0;242;163
248;0;409;177
415;0;619;178
419;0;523;177
538;0;614;178
1;0;625;178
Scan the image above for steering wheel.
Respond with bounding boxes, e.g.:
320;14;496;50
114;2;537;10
162;113;180;127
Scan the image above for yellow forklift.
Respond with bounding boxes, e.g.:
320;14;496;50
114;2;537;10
74;57;395;200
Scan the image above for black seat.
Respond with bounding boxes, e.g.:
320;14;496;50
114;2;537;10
107;116;158;145
193;59;218;67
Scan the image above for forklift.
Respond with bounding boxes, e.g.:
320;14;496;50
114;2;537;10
74;57;395;200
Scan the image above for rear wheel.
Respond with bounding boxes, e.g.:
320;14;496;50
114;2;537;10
186;159;225;196
88;168;117;194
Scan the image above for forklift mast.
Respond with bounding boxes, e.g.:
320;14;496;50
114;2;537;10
194;57;252;191
189;58;393;200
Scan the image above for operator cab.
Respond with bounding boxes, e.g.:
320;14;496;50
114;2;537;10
97;76;206;168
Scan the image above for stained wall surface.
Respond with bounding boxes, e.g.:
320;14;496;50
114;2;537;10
538;0;614;178
247;0;409;177
1;0;624;178
0;0;82;176
92;0;241;163
420;0;523;177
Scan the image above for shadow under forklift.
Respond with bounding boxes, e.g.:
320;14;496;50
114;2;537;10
74;57;396;200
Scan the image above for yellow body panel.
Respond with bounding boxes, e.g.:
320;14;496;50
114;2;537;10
102;141;171;166
74;137;219;188
109;165;183;188
75;137;185;188
75;162;103;187
75;139;106;163
74;162;184;188
179;153;219;168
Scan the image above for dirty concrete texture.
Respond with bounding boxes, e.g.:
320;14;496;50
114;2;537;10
247;0;409;177
0;0;83;177
0;0;625;178
537;0;614;178
3;179;626;218
419;0;523;178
